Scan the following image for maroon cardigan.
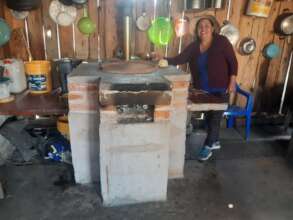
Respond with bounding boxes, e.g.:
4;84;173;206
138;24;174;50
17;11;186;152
167;34;238;90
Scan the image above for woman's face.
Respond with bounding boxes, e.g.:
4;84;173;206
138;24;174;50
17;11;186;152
197;19;214;40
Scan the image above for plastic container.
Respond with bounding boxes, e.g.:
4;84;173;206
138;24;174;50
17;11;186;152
0;77;11;99
246;0;273;18
57;116;70;139
147;17;173;46
25;60;52;94
2;59;27;93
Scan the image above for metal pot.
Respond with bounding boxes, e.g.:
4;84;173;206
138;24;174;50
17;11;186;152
52;58;82;93
239;37;256;55
274;12;293;36
174;16;189;37
6;0;40;11
72;0;88;5
186;0;224;10
219;0;239;46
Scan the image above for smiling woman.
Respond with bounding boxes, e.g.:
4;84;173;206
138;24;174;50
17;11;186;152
163;16;238;161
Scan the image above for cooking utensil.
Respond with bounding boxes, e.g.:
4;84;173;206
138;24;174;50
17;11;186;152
220;0;239;46
49;0;77;26
239;37;256;55
52;58;82;93
6;0;40;11
72;0;88;5
263;43;280;59
97;0;102;62
77;6;96;36
147;17;174;46
10;10;29;20
136;1;150;31
274;12;293;36
0;18;11;47
59;0;74;6
174;16;189;38
279;51;292;114
186;0;224;10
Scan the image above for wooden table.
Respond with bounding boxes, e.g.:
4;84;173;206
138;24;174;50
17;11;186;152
187;90;228;112
0;90;68;116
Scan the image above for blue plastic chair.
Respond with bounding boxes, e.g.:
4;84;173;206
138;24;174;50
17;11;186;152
223;84;254;140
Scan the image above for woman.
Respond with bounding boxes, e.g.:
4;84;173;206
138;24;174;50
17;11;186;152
162;16;238;161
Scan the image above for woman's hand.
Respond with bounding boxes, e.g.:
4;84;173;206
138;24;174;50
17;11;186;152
227;75;236;93
158;59;168;68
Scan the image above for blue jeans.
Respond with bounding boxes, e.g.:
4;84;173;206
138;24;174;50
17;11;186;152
204;93;228;146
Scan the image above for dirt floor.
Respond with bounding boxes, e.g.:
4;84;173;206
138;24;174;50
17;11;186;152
1;131;293;220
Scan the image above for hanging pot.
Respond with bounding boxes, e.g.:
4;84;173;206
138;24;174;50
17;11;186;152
59;0;74;6
174;16;189;37
186;0;224;10
6;0;40;11
274;12;293;36
263;43;281;59
52;58;82;93
77;7;96;36
10;10;29;20
136;2;150;31
220;22;240;46
239;37;256;55
72;0;88;5
0;18;11;47
49;0;77;26
219;0;239;46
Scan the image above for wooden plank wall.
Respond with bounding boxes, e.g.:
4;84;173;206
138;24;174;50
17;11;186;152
0;0;292;113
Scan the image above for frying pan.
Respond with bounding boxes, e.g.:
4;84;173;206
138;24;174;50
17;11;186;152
239;37;256;55
49;0;77;26
219;0;239;46
136;2;150;31
274;12;293;36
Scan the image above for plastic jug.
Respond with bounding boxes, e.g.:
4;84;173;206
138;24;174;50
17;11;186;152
2;59;27;93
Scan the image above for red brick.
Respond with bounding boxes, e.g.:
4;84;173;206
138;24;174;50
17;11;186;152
68;82;97;92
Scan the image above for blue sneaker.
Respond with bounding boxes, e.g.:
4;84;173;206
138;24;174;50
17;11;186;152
198;146;212;161
210;141;221;150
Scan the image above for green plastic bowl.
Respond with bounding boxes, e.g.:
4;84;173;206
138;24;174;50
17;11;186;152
147;17;173;46
0;18;11;47
77;16;96;35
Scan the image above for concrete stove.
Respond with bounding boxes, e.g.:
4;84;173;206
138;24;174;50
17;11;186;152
68;60;190;206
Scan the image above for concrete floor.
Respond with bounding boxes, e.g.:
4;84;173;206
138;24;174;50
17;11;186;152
1;130;293;220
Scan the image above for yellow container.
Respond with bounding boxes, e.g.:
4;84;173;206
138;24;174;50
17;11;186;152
57;116;70;139
25;60;52;94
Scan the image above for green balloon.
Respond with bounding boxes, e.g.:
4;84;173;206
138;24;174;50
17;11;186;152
148;17;173;46
0;18;11;47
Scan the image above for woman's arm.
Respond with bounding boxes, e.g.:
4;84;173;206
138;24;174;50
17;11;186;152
222;37;238;93
166;42;195;65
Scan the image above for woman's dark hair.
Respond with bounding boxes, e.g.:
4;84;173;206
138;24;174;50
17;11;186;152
194;17;216;41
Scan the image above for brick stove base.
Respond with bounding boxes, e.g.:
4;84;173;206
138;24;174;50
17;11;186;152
68;62;190;205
